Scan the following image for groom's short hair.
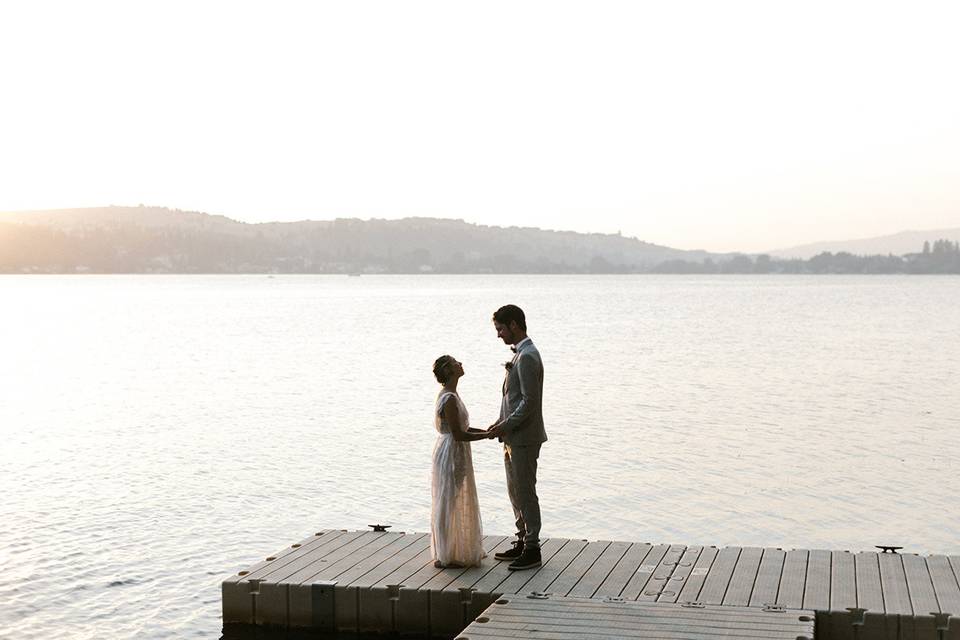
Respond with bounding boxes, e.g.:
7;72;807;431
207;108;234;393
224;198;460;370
493;304;526;330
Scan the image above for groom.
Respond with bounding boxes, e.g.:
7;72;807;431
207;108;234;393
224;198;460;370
486;304;547;571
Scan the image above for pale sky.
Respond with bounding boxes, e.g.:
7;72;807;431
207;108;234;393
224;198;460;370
2;1;959;252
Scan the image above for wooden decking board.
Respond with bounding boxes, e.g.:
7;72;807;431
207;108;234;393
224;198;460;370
473;537;566;596
928;555;960;615
658;545;703;604
878;551;913;615
335;532;429;587
223;530;337;585
341;533;431;588
225;529;954;637
723;546;764;606
441;536;511;593
298;531;402;585
902;554;940;615
619;543;671;600
636;544;686;602
420;535;506;592
748;547;785;607
776;549;808;608
567;540;631;598
802;549;831;611
676;545;718;604
829;550;857;612
482;595;816;623
549;540;612;596
855;551;884;613
470;606;814;623
592;542;654;599
512;539;589;596
370;542;436;589
697;546;741;605
256;530;372;583
456;597;816;640
229;530;346;584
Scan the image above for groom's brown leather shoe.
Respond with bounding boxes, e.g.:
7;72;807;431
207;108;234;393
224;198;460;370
494;540;524;561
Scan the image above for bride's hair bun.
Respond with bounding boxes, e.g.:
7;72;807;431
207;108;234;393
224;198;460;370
433;355;454;383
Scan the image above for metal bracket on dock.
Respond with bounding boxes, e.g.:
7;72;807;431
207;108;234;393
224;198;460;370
933;612;951;640
603;596;625;603
875;545;902;553
762;604;786;613
369;524;392;532
681;601;705;608
458;587;476;604
526;591;551;600
386;584;402;633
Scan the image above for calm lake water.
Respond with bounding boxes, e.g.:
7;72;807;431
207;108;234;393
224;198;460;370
1;274;958;639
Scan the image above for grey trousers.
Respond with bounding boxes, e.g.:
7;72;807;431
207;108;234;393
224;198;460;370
504;443;542;548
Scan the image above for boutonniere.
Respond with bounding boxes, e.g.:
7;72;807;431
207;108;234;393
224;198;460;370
503;360;514;371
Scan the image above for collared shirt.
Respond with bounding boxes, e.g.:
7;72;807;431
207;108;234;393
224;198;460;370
512;337;532;353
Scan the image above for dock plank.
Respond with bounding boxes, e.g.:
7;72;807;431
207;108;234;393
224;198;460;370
637;545;685;602
549;540;611;596
802;549;830;611
224;530;337;585
457;596;817;640
878;552;913;615
677;545;718;604
619;543;671;600
723;546;763;606
511;539;588;596
855;551;884;613
658;545;703;604
928;555;960;615
748;548;785;607
593;542;654;599
902;554;940;615
697;546;741;605
336;532;429;587
473;537;566;597
567;540;631;599
830;550;857;612
776;549;807;609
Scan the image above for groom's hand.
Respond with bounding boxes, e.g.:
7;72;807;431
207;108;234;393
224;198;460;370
487;424;503;439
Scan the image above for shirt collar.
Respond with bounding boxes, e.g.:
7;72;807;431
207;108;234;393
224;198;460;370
512;337;532;353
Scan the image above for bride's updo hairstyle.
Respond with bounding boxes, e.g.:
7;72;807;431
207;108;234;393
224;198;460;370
433;355;455;384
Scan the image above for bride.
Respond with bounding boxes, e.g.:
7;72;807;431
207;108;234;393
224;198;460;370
430;355;490;568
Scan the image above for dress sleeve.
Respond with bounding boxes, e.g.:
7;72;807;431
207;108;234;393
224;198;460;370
436;392;455;416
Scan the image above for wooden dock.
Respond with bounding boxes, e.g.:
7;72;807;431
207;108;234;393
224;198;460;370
457;596;815;640
222;528;960;639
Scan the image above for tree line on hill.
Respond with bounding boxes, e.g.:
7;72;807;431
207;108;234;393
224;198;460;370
0;207;958;274
652;239;960;274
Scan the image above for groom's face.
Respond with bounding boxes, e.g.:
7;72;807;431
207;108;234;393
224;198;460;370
494;320;518;345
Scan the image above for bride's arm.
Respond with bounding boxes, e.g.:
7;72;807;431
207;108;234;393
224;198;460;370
443;402;490;442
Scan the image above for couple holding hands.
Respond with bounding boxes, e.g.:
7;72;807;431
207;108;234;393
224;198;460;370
430;304;547;572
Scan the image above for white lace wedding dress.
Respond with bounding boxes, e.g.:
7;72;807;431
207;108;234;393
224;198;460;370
431;391;484;567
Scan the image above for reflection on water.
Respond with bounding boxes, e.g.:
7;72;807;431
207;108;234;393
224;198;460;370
1;274;958;639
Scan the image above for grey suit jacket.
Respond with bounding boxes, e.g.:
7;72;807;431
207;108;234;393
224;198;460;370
499;338;547;446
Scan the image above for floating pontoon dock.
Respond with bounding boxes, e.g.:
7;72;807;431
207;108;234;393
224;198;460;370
222;528;960;639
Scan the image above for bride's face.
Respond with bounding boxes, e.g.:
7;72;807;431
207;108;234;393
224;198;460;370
448;359;464;379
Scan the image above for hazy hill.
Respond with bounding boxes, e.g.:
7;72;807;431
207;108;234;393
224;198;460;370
770;228;960;260
0;206;715;273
